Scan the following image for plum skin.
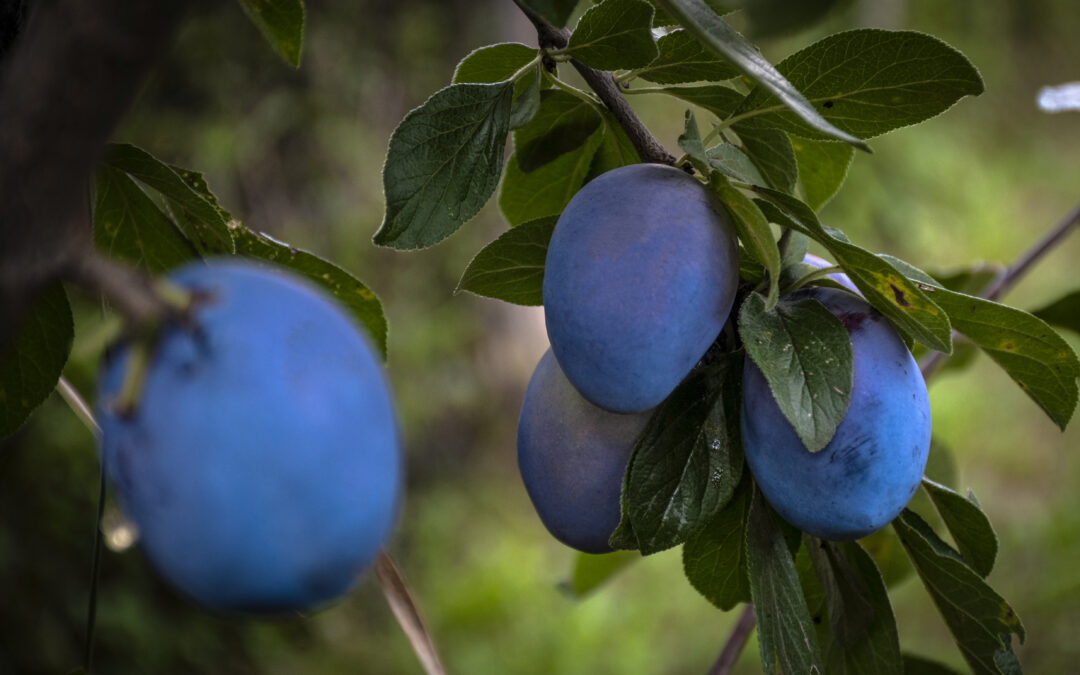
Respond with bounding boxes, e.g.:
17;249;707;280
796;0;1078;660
741;287;930;540
97;259;402;613
543;163;739;413
517;349;651;553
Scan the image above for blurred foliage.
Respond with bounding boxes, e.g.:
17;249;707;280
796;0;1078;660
3;0;1080;673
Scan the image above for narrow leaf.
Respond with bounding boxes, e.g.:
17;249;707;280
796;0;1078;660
499;129;604;226
509;66;543;130
636;29;738;84
456;216;558;305
790;137;855;211
1031;290;1080;337
736;125;798;193
707;142;767;185
375;83;513;249
566;0;657;71
654;0;868;149
515;90;602;172
710;174;780;306
682;477;752;610
559;550;640;599
236;0;305;68
677;110;711;174
739;291;853;452
922;478;998;578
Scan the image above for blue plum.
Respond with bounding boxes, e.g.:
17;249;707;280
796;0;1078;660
802;253;859;294
97;259;401;613
543;163;739;413
741;287;930;540
517;349;651;553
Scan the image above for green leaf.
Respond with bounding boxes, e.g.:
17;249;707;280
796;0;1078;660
929;262;1003;295
710;173;779;306
893;510;1025;675
858;528;912;590
1032;290;1080;337
514;90;603;172
0;284;73;438
653;83;745;120
102;144;234;255
518;0;579;27
735;29;984;141
635;29;738;84
585;111;642;180
236;0;304;68
499;129;604;226
736;125;797;193
509;66;543;130
625;354;744;554
806;538;903;674
790;137;854;211
93;165;199;272
375;83;513;249
922;479;997;578
682;476;752;610
753;189;953;352
566;0;657;71
902;653;965;674
738;291;854;452
453;43;539;84
677;110;711;174
747;486;824;675
456;216;558;305
654;0;868;149
234;229;388;360
707;142;767;185
559;550;640;598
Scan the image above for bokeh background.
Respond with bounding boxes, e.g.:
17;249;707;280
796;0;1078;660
2;0;1079;672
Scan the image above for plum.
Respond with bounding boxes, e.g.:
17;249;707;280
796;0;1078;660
543;163;739;413
516;349;651;553
97;259;401;613
741;287;930;540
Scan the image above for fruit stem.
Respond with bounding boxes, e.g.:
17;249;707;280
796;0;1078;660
112;336;155;418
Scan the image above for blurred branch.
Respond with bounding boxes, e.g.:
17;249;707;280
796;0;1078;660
511;0;677;166
57;376;102;439
375;551;448;675
67;251;175;329
708;605;755;675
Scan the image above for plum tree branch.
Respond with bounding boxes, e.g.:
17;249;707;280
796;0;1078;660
511;0;677;166
708;605;755;675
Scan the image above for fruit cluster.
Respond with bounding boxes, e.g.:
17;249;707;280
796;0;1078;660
517;164;931;551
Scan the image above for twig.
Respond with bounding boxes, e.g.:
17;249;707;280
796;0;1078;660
919;200;1080;379
708;605;755;675
57;376;102;438
66;251;173;328
375;551;448;675
512;0;676;166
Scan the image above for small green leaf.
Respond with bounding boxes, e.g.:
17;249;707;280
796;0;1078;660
1031;290;1080;337
790;137;854;211
509;66;543;130
375;83;513;249
518;0;579;27
453;43;539;84
234;229;388;360
747;486;824;675
735;29;984;141
922;479;998;578
635;29;738;84
739;291;853;452
736;125;798;193
236;0;304;67
677;110;711;174
500;130;605;226
893;510;1025;675
654;0;868;149
0;284;73;438
710;173;779;306
652;83;745;120
682;476;752;610
625;354;744;554
707;142;767;185
93;165;198;272
456;216;558;305
515;90;603;172
567;0;658;71
559;550;640;598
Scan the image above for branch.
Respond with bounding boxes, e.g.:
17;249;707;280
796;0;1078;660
375;551;448;675
512;0;676;166
67;251;175;329
708;605;755;675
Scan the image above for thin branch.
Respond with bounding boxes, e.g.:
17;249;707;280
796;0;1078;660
709;605;755;675
511;0;676;166
66;251;174;328
57;376;102;438
375;551;448;675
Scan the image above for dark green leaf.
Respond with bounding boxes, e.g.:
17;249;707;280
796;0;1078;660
375;83;513;249
452;43;539;84
654;0;867;148
234;228;388;359
790;137;854;211
652;83;745;120
0;284;73;438
1031;290;1080;337
682;476;752;610
515;90;603;172
455;216;558;305
236;0;304;67
735;30;984;141
499;129;604;226
102;144;234;255
625;354;744;554
710;174;780;306
585;111;642;180
902;653;964;675
559;550;640;598
677;110;711;174
566;0;657;71
922;478;997;578
743;0;847;39
859;527;912;589
738;291;853;452
806;538;903;674
518;0;579;27
753;189;953;352
893;510;1025;675
736;125;798;193
93;165;198;272
707;142;767;185
635;29;738;84
168;163;234;222
747;486;824;675
510;66;543;130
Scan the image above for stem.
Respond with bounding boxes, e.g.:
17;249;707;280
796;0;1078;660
507;52;544;84
781;265;844;295
709;605;755;675
375;551;448;675
543;70;601;105
58;376;102;438
67;251;172;328
84;461;107;675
